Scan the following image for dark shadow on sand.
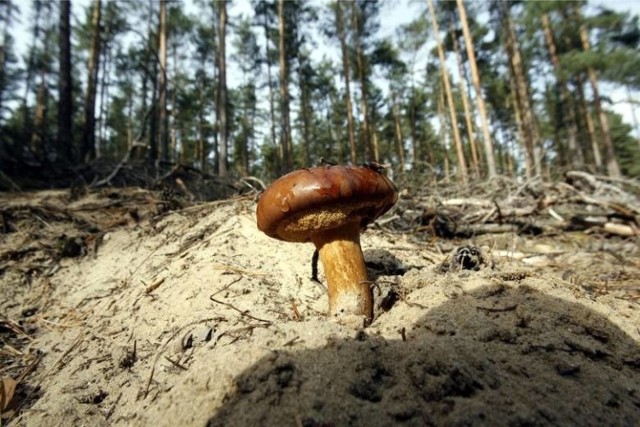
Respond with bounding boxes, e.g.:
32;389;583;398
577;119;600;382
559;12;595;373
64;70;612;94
207;284;640;426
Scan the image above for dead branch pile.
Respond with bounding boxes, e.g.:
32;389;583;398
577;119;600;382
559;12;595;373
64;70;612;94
386;171;640;239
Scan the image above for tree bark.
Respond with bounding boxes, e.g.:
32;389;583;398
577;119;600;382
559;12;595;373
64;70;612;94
503;3;539;177
158;0;168;163
298;56;313;167
260;3;280;174
541;12;583;169
217;0;228;176
351;1;377;162
456;0;496;178
58;0;73;162
575;6;621;178
391;97;405;171
335;1;357;164
278;0;293;171
575;74;602;169
427;0;467;184
82;0;102;163
449;18;480;178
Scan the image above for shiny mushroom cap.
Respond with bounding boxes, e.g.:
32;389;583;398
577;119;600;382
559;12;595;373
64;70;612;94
256;165;398;242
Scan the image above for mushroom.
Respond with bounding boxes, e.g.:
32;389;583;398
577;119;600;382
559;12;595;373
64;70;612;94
256;164;398;324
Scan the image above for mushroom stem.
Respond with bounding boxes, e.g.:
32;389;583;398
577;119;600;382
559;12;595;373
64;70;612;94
311;221;373;323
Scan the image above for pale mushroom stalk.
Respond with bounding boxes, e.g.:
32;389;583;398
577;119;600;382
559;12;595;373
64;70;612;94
310;221;372;320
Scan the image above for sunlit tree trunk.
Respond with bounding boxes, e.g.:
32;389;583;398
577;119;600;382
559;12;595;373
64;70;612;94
575;74;602;170
427;0;467;184
81;0;101;163
541;12;583;170
298;55;313;168
575;6;621;178
508;72;527;175
260;4;280;173
335;1;357;164
437;88;450;183
391;99;405;171
158;0;168;163
351;1;377;162
456;0;495;178
97;41;112;158
25;2;42;156
58;0;73;162
503;3;539;177
449;19;480;178
278;0;293;171
217;0;228;176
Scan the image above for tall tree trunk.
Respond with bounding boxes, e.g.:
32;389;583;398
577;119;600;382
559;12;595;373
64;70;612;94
261;4;280;174
158;0;168;163
351;1;377;162
198;63;207;173
450;18;480;178
97;43;111;158
0;1;11;116
58;0;73;162
508;71;527;174
24;1;42;156
456;0;496;178
335;1;357;164
298;57;313;167
575;74;602;170
427;0;467;184
391;98;405;171
31;72;47;157
217;0;228;176
541;12;583;170
437;88;450;183
409;93;420;171
82;0;101;163
503;3;539;177
575;6;621;178
278;0;293;171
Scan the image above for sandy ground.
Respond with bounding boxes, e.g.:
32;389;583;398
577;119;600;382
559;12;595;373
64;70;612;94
1;189;639;426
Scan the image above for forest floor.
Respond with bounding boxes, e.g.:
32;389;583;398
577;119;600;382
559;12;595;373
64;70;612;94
1;172;640;426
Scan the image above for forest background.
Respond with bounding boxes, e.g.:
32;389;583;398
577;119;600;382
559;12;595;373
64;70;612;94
0;0;639;190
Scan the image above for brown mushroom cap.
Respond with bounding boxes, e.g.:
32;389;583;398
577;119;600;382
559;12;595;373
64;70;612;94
256;165;398;242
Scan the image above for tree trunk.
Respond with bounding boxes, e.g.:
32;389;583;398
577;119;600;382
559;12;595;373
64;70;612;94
508;71;527;175
97;43;112;158
427;0;467;184
450;18;480;178
575;6;621;178
31;72;47;157
261;5;280;174
0;1;11;116
391;97;405;171
437;88;450;183
456;0;496;178
198;63;207;173
217;0;228;176
575;74;602;170
278;0;293;171
24;1;42;156
503;3;539;177
351;2;377;162
541;12;583;170
82;0;101;163
158;0;168;163
58;0;73;162
298;57;313;167
335;1;357;164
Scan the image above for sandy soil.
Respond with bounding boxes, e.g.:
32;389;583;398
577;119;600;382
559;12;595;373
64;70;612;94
1;188;639;426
